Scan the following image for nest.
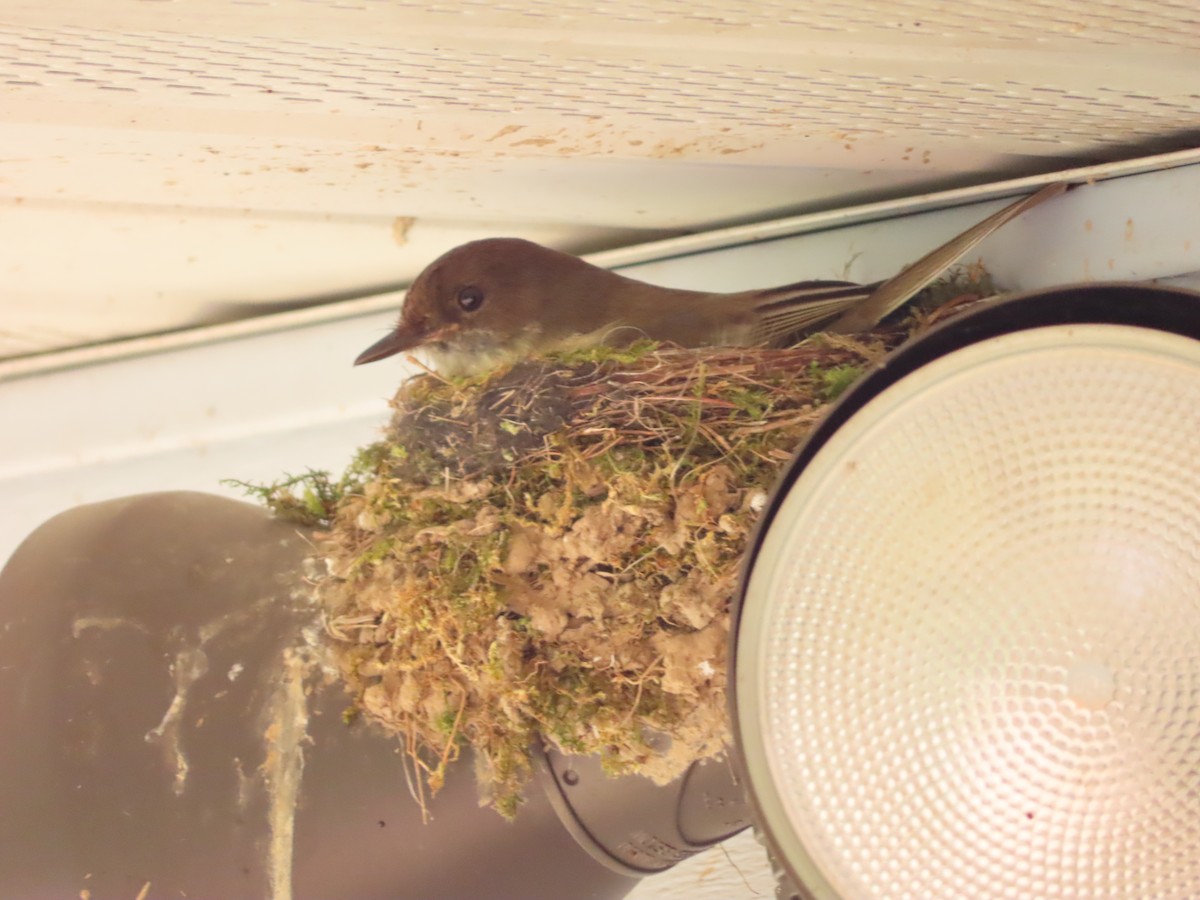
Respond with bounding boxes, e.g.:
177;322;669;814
234;271;993;818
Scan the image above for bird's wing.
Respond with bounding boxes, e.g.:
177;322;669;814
750;281;876;344
827;181;1069;334
747;182;1067;345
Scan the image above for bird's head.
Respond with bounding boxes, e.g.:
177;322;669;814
354;237;591;370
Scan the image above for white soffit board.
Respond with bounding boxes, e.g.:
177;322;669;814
1;0;1199;357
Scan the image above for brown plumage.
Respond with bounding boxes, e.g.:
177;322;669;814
356;183;1065;375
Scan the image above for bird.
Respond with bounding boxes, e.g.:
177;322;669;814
355;183;1066;376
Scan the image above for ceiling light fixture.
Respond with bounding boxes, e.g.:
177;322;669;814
732;283;1200;900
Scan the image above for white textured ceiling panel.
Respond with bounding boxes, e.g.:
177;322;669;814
1;0;1198;356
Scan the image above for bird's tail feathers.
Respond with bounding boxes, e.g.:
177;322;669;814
829;181;1069;333
751;281;876;344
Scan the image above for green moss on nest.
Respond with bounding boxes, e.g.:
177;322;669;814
233;266;994;818
317;337;894;817
222;445;386;528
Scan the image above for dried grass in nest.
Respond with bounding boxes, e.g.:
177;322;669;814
237;269;994;819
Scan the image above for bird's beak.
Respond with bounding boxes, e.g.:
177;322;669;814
354;321;426;366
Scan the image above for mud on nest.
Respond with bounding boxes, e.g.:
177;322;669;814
234;272;993;818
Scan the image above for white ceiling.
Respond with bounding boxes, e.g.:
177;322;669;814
2;0;1198;357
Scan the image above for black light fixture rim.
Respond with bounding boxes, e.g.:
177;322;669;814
726;280;1200;898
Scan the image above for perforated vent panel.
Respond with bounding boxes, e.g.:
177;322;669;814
3;22;1197;142
4;2;1199;139
1;0;1198;356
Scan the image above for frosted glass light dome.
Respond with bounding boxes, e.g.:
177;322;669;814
735;290;1200;900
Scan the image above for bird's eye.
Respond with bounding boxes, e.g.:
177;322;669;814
456;286;485;312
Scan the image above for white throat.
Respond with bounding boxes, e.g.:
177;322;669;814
421;322;656;376
421;326;544;376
